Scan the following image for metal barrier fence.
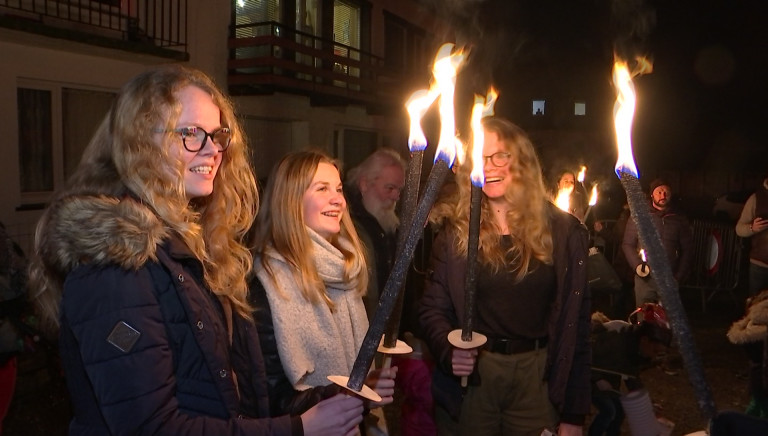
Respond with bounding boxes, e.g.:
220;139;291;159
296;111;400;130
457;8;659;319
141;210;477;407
687;219;743;312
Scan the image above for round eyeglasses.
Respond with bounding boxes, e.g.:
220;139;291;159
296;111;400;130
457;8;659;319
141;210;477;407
158;126;232;153
483;151;511;167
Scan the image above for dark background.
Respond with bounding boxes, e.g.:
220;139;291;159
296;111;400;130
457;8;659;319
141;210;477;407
416;0;768;220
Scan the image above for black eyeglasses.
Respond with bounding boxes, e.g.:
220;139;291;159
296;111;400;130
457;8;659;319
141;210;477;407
483;152;511;167
157;126;232;153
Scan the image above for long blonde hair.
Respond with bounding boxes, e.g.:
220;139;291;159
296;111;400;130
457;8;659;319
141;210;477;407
31;65;258;329
433;117;553;280
253;150;368;309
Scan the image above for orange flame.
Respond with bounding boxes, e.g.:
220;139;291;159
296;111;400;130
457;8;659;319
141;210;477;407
555;185;574;213
589;184;598;206
469;88;497;187
577;166;587;183
406;88;439;152
640;249;647;262
432;43;466;166
613;57;653;177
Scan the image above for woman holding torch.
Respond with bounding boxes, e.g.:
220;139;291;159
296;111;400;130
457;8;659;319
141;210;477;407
553;169;589;223
419;117;591;435
248;150;397;433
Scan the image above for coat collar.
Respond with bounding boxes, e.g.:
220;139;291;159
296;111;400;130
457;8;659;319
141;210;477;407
39;194;169;277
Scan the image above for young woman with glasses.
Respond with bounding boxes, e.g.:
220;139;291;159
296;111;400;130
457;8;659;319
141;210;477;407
29;66;364;435
419;117;591;436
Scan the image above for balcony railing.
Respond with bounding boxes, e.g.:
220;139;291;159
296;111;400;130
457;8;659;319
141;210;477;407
0;0;187;55
228;21;409;110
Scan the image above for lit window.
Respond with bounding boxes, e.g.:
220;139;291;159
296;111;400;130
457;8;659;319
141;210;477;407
532;100;545;116
333;0;361;85
574;102;586;116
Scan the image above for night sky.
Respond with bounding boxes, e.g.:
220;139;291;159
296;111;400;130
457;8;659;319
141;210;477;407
634;1;767;173
418;0;768;177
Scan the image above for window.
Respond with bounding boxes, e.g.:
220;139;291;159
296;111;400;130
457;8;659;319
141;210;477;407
333;0;361;84
574;101;586;116
294;0;321;77
62;88;116;178
233;0;282;66
235;0;280;29
333;1;360;50
384;12;428;73
235;0;280;50
384;15;406;70
532;100;545;116
296;0;319;35
18;88;54;193
17;82;115;202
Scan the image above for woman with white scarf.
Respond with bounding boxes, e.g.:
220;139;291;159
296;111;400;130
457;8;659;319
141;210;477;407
249;150;396;434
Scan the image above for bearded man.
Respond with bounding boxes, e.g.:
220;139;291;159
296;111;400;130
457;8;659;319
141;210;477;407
622;178;694;307
345;148;406;317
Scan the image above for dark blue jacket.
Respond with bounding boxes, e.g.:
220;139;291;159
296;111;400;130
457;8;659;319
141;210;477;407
45;195;300;435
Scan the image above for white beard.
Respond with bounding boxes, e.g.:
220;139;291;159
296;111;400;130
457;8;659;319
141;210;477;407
372;207;400;235
364;197;400;234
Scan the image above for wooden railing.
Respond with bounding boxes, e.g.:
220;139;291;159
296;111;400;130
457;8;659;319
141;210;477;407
228;21;410;109
0;0;187;50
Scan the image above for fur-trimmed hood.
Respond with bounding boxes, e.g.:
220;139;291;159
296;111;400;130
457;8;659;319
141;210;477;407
727;290;768;344
38;195;169;279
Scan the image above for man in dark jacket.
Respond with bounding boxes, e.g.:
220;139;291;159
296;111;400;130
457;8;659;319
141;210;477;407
345;148;406;318
346;149;440;435
622;178;694;307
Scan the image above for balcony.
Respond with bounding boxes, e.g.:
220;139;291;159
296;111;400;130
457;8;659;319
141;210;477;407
0;0;188;60
228;21;415;113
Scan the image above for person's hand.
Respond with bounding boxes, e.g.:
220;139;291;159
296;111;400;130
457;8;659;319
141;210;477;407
451;347;478;376
753;217;768;233
557;422;583;436
595;379;613;391
301;393;364;436
364;366;398;408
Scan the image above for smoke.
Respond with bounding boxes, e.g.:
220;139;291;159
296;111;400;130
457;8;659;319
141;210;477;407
610;0;656;60
417;0;528;95
417;0;488;40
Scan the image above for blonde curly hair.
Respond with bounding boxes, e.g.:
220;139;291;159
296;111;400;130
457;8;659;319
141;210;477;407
431;117;553;280
31;65;258;329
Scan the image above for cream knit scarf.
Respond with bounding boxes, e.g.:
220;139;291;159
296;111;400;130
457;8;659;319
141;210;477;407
256;228;369;390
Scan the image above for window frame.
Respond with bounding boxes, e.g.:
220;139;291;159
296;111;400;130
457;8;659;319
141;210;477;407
17;80;62;205
16;79;115;207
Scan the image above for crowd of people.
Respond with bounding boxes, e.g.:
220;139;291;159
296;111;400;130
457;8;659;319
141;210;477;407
1;64;767;435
